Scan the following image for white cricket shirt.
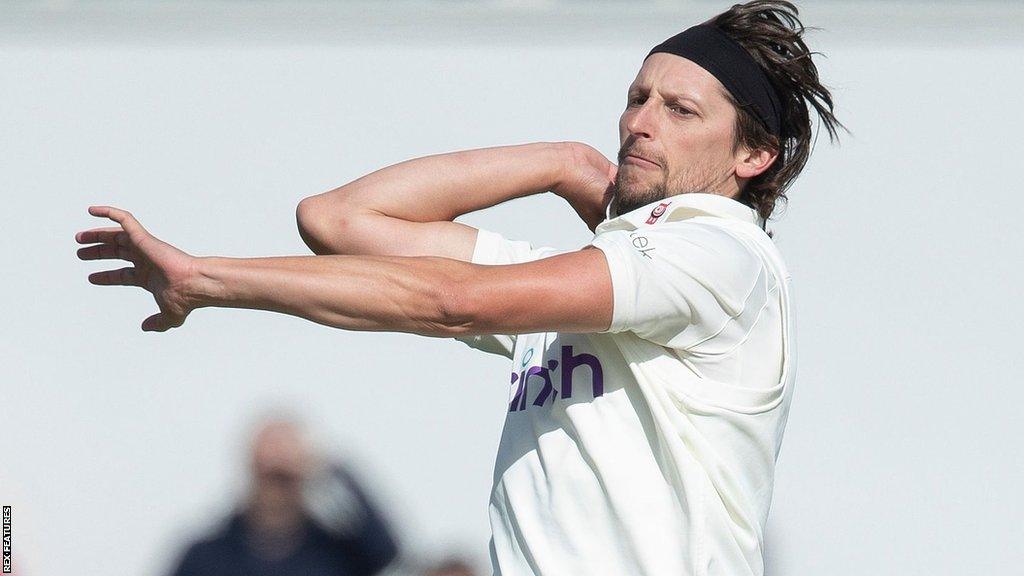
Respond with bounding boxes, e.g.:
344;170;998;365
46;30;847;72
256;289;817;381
455;192;796;576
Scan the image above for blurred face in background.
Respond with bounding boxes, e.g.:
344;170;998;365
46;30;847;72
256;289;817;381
613;52;748;216
248;420;311;532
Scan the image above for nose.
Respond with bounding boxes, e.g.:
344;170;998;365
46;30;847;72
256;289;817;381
625;97;660;140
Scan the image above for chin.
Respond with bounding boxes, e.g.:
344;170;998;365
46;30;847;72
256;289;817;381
612;189;667;216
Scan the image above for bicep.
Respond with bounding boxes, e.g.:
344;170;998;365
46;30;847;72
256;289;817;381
450;228;568;358
459;247;614;335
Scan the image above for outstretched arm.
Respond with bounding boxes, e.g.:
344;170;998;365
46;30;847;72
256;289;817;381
76;206;612;334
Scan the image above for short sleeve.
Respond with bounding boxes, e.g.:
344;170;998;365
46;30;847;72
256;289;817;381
589;221;771;350
453;228;565;359
470;227;566;265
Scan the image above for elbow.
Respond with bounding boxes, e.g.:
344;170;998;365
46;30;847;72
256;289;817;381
295;195;319;231
295;195;328;253
296;194;361;255
294;193;329;250
433;275;485;337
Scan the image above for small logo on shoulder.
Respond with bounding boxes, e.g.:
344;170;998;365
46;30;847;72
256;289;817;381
645;202;672;224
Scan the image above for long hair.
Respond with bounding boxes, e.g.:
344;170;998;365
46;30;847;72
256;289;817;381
710;1;846;224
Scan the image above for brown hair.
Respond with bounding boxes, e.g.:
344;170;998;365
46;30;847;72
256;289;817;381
710;1;845;225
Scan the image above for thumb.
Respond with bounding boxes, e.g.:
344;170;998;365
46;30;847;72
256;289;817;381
142;312;180;332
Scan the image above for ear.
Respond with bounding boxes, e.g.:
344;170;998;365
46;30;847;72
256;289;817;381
735;145;778;179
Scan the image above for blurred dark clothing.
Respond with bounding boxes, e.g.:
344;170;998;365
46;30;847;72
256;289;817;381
169;461;399;576
170;510;397;576
169;415;399;576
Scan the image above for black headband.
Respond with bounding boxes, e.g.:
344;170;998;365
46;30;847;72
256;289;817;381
645;24;783;138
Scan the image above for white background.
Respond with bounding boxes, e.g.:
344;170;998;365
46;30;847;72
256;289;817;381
2;1;1022;575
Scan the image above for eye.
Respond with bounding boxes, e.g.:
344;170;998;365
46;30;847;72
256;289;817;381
627;95;645;106
671;105;693;116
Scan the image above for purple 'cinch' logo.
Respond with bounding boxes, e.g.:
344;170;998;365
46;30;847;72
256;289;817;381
509;345;604;412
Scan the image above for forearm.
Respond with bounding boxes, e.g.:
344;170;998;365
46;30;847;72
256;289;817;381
303;142;569;225
190;255;471;336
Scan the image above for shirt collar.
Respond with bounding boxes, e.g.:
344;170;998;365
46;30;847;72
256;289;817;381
594;192;764;234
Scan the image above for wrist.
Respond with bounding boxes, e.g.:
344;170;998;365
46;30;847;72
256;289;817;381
186;256;224;310
550;141;577;199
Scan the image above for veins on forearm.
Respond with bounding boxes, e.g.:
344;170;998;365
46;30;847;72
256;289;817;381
191;254;472;337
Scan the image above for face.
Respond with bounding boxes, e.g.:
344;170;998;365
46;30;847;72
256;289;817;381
614;52;748;216
250;421;310;519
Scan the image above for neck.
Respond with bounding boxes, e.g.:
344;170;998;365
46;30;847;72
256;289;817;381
246;502;304;536
712;171;744;200
244;506;306;559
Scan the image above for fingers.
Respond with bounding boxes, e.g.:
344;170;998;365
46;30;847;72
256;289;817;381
87;206;148;236
77;243;134;262
88;266;138;286
75;227;127;246
77;208;142;261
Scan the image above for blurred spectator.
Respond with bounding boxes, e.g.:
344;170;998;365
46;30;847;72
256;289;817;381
422;556;477;576
167;415;399;576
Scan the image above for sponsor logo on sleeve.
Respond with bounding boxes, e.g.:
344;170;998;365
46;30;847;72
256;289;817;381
645;201;672;224
629;231;655;259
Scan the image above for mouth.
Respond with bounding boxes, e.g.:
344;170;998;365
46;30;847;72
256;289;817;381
624;154;660;168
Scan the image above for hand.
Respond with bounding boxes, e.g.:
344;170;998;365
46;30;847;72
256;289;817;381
553;142;618;232
304;461;367;538
76;206;201;332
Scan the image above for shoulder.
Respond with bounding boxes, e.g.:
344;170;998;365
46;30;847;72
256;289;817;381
179;531;233;561
589;216;788;346
168;516;242;575
592;219;767;281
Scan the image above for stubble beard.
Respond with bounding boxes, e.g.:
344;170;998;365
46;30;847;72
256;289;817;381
611;175;667;217
611;161;722;217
